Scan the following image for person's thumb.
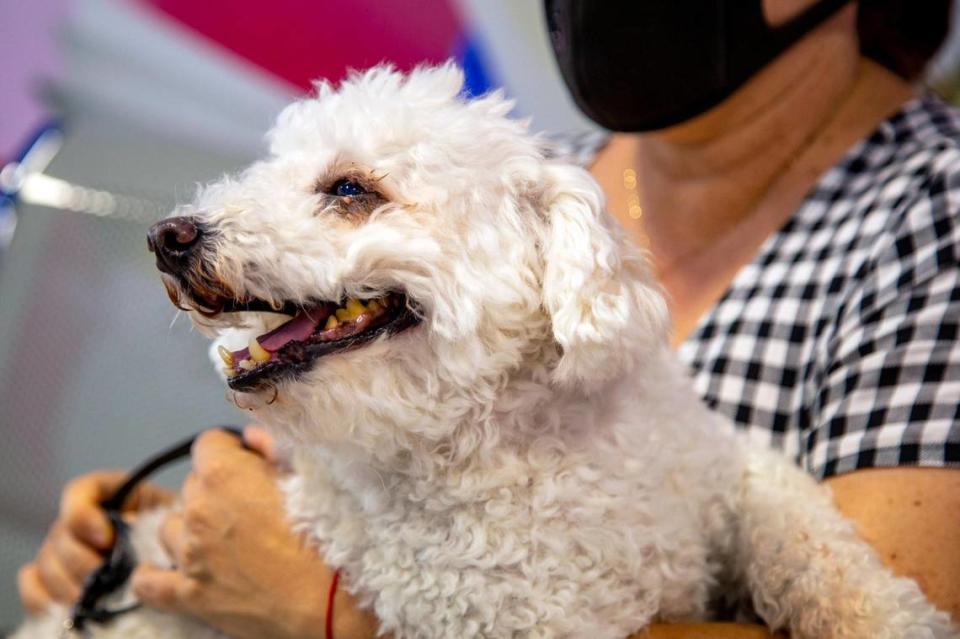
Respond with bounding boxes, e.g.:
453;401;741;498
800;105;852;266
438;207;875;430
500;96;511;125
243;425;278;463
131;563;199;613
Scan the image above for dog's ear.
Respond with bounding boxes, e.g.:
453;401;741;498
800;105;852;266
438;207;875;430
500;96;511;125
539;164;669;390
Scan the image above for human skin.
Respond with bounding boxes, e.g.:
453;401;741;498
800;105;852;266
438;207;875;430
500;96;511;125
18;0;959;635
17;430;785;639
131;429;373;639
590;0;960;631
18;428;374;639
17;471;175;614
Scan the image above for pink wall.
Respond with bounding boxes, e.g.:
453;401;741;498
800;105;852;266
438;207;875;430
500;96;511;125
141;0;463;90
0;0;69;160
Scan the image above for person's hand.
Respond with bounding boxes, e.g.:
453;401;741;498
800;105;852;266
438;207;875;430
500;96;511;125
131;427;379;639
17;471;175;614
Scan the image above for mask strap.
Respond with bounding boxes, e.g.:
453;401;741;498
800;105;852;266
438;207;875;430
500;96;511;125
767;0;854;48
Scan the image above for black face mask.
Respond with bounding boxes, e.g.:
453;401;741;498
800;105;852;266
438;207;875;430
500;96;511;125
545;0;852;132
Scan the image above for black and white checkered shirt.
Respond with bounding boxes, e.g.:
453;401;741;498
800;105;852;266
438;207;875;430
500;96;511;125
562;94;960;480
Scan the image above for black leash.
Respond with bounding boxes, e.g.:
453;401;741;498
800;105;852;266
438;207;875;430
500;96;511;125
61;426;243;637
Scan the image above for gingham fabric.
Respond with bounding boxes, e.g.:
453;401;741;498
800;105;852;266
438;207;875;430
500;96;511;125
563;94;960;480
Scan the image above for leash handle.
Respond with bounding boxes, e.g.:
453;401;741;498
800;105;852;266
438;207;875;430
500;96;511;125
100;426;243;511
67;426;244;634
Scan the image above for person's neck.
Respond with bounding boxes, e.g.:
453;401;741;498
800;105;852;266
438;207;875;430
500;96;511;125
634;58;916;276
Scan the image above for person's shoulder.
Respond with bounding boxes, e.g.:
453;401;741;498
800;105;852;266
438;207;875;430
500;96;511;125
799;96;960;330
882;96;960;247
850;95;960;261
878;94;960;183
891;93;960;151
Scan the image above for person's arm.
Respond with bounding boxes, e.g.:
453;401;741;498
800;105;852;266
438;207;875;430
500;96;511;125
632;470;960;639
17;471;175;614
807;172;960;623
130;427;382;639
826;467;960;620
16;428;383;638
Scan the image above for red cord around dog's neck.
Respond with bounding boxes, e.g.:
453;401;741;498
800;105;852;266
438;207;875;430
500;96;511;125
325;570;341;639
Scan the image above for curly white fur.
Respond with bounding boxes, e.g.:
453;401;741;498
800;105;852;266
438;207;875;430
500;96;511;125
15;64;956;639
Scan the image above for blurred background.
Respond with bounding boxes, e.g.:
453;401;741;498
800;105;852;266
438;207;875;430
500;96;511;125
1;0;959;630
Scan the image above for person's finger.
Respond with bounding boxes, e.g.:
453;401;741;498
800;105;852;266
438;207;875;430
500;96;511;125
131;563;200;614
242;425;277;462
60;472;125;550
191;428;251;472
17;563;53;616
36;542;81;604
52;522;104;584
180;470;203;509
159;512;186;565
126;481;178;511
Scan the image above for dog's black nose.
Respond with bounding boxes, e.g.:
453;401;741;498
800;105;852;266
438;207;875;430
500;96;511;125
148;216;203;275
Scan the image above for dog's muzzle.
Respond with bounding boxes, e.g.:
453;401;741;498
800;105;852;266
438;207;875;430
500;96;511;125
146;217;423;391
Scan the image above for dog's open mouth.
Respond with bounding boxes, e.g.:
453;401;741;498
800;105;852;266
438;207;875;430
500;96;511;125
207;292;419;392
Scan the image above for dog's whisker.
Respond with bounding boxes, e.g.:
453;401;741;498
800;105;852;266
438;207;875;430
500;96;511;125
167;310;183;332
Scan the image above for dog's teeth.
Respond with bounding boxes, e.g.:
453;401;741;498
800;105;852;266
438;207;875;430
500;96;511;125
224;367;238;377
335;307;351;322
325;315;339;330
238;358;256;371
217;345;235;367
346;298;366;318
249;338;271;363
366;299;382;313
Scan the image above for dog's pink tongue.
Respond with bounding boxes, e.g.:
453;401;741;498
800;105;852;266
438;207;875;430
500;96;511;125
231;310;324;361
258;311;322;352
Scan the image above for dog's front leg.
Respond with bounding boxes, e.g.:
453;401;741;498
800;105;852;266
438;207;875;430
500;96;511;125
734;446;956;639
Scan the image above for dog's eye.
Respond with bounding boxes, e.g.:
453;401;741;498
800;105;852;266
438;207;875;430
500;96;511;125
329;179;368;197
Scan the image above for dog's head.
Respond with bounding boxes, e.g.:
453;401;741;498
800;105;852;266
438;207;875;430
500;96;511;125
149;64;667;452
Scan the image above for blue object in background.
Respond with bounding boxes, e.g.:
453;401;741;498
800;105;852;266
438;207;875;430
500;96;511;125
456;31;496;97
0;121;64;256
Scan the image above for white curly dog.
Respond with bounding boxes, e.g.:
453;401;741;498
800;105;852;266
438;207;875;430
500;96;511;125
15;64;956;639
